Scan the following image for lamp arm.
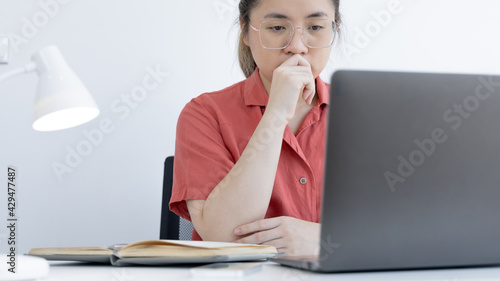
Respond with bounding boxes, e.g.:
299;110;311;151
0;62;37;83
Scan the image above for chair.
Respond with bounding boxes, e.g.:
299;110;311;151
160;156;194;240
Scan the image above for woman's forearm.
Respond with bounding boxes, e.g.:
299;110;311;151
188;108;288;241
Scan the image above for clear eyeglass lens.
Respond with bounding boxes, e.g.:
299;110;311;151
259;20;293;49
259;19;335;49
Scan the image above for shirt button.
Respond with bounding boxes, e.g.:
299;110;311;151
299;177;307;185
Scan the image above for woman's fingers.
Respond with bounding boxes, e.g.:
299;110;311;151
233;217;281;236
233;218;283;245
284;55;315;104
233;217;321;256
268;55;316;117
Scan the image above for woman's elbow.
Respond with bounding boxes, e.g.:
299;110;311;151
187;199;238;242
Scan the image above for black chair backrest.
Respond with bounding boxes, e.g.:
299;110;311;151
160;156;180;239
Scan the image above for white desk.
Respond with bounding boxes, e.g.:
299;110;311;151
45;261;500;281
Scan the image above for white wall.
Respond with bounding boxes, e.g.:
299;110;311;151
0;0;499;254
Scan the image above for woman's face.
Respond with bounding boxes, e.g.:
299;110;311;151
243;0;336;92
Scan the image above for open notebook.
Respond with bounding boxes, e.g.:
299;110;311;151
28;239;277;266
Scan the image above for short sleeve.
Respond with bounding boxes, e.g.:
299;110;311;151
169;98;235;221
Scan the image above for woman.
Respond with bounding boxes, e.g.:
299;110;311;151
170;0;341;256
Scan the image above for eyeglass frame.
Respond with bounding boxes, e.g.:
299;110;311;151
249;19;338;50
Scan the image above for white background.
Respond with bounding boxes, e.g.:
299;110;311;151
0;0;499;254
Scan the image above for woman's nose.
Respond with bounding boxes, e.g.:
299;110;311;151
284;27;308;54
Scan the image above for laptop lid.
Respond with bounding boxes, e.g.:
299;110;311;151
316;70;500;272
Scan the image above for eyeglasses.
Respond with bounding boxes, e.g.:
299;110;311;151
249;19;337;49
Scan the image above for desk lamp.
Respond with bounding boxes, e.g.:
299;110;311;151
0;45;99;131
0;45;99;280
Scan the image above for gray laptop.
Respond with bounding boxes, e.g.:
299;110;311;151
270;70;500;272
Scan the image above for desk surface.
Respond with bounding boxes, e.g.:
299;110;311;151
45;261;500;281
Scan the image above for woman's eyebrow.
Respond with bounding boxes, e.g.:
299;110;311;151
263;11;330;20
307;12;330;18
263;12;288;19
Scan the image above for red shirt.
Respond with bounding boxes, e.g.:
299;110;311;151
170;69;329;240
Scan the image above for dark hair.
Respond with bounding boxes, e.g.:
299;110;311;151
238;0;342;78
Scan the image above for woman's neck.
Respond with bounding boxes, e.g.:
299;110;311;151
259;71;272;96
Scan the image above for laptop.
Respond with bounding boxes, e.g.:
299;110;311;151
270;70;500;272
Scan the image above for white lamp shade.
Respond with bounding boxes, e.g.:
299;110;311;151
31;46;99;131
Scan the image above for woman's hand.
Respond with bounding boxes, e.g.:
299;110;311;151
232;216;320;256
267;54;316;123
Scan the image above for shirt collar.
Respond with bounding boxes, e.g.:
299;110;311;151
316;75;330;106
243;68;269;106
243;68;330;107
